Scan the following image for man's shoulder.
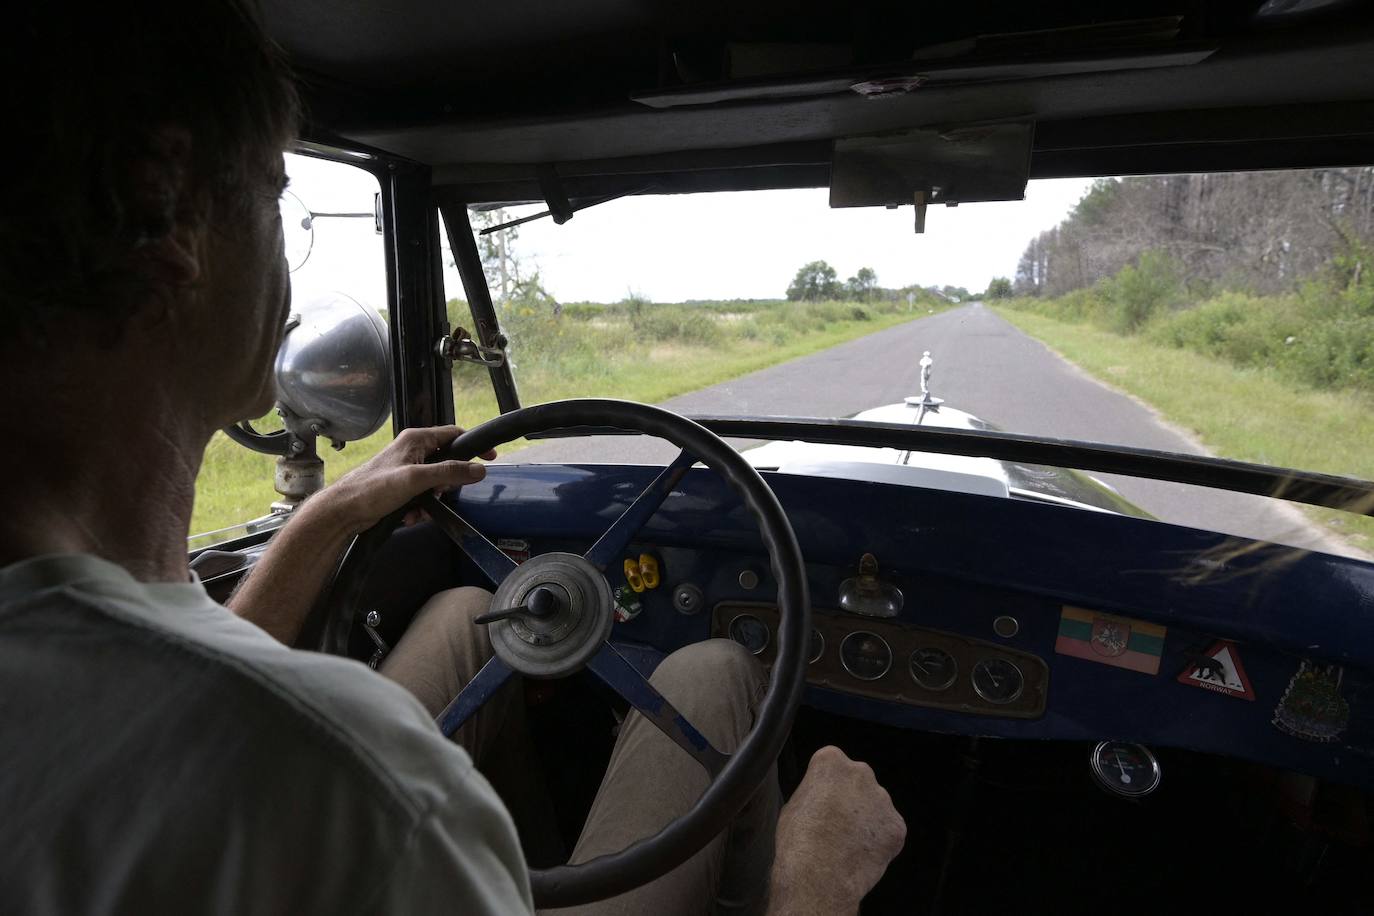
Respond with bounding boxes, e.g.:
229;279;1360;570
0;557;531;914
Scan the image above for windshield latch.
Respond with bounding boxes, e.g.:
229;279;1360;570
436;327;506;368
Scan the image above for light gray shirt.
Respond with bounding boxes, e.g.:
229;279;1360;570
0;554;532;915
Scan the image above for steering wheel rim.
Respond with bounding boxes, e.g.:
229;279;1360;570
314;398;810;908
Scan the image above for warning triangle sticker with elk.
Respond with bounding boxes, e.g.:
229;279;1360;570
1177;640;1256;701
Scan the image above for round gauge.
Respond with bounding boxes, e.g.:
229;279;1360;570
808;629;825;664
1090;741;1161;798
970;657;1024;704
909;647;958;691
727;614;770;655
840;631;892;681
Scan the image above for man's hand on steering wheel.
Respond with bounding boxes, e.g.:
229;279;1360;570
311;425;498;536
228;425;492;644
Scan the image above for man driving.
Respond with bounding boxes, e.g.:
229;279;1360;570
0;3;905;913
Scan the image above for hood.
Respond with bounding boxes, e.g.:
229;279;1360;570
744;400;1150;518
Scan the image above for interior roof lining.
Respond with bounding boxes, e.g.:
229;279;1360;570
410;99;1374;207
274;4;1374;200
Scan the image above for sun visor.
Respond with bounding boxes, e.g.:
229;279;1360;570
829;123;1034;225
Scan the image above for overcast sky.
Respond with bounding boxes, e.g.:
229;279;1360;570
283;153;1092;309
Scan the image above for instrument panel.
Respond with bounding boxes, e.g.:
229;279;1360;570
713;602;1049;719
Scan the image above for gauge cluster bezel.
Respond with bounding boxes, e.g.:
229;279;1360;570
713;601;1049;719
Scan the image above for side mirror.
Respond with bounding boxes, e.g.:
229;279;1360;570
275;291;392;445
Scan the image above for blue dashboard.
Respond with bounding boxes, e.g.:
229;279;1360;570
449;463;1374;791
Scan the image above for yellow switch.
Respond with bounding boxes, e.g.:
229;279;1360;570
623;557;645;593
638;553;661;590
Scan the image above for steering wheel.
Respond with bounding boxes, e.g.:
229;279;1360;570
317;399;811;908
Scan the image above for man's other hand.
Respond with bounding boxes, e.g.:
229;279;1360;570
311;426;496;536
767;746;906;915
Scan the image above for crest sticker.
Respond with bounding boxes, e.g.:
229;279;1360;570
1177;640;1255;701
613;585;643;623
1090;618;1130;657
496;538;531;564
1273;660;1350;743
1055;606;1166;675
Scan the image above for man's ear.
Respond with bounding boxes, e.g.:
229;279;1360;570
127;126;202;291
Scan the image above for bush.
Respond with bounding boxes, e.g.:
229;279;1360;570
559;302;606;321
629;304;723;345
1147;291;1300;368
1099;250;1184;333
997;235;1374;398
1283;316;1374;392
986;277;1013;299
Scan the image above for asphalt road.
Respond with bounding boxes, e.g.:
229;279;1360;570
501;302;1364;559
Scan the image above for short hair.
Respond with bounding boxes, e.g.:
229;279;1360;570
1;1;300;343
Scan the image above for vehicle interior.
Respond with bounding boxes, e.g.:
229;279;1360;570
197;1;1374;911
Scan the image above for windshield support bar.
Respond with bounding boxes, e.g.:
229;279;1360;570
438;201;521;414
527;416;1374;516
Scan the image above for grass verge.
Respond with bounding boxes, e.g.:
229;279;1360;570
996;308;1374;553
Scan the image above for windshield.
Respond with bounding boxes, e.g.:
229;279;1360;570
448;169;1374;560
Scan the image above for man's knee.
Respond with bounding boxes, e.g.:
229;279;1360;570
406;586;495;654
413;585;492;630
653;638;765;688
649;639;767;750
419;585;494;623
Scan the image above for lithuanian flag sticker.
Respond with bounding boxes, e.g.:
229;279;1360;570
1055;606;1167;675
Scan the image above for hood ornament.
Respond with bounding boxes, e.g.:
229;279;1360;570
903;350;943;422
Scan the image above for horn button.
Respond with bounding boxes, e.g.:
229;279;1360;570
485;552;615;678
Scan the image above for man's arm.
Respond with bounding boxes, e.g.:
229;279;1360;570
227;425;494;644
766;746;907;915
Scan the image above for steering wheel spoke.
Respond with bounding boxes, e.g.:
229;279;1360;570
583;448;698;571
420;493;519;587
435;655;515;737
587;641;727;777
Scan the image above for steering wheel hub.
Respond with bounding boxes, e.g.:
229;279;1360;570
489;552;613;677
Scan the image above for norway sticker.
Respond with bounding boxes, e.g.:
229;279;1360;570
1177;640;1255;701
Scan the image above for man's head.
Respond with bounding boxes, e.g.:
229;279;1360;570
3;1;300;426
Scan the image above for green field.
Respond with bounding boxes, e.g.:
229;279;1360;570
996;308;1374;553
191;294;948;537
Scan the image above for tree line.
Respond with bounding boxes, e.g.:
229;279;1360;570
1012;169;1374;298
999;167;1374;398
785;260;970;304
786;261;878;301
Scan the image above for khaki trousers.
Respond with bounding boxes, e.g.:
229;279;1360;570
380;587;779;916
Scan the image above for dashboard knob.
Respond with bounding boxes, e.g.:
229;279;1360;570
673;583;705;615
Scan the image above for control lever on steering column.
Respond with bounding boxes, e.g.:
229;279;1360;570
473;586;562;625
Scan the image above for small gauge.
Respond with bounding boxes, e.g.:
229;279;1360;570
727;614;770;655
840;631;892;681
809;629;825;664
1090;741;1161;798
909;647;958;691
971;657;1024;704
